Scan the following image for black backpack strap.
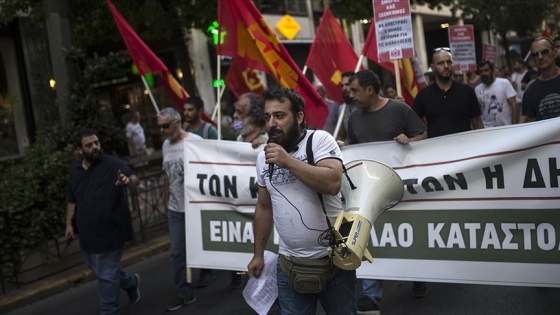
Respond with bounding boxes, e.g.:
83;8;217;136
307;131;355;188
306;131;315;165
305;132;334;232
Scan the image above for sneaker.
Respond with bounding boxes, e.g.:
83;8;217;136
166;295;197;312
230;272;244;290
357;296;380;315
412;281;428;298
197;269;215;288
127;273;141;305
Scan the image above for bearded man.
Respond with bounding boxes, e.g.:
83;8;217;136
65;128;140;314
247;86;357;314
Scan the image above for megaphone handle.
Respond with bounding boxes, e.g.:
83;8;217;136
363;249;374;263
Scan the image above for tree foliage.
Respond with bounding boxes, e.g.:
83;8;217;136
1;0;217;46
329;0;554;68
329;0;551;38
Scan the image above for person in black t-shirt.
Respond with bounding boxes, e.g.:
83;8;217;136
65;128;141;314
521;37;560;122
412;48;484;138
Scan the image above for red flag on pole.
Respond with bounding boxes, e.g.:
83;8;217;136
362;22;424;105
225;59;264;99
305;9;360;105
217;0;328;129
106;0;215;124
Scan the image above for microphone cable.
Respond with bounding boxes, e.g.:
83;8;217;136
269;178;340;249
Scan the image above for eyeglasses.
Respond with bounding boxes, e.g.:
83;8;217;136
530;49;551;58
433;47;451;52
158;120;177;130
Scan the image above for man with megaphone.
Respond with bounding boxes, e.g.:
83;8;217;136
247;86;357;314
346;70;427;315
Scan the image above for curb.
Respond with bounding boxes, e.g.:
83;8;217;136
1;236;170;314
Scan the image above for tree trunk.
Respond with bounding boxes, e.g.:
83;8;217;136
171;26;198;96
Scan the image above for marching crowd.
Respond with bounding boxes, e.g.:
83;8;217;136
65;35;559;315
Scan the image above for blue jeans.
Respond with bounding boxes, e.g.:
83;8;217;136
82;247;137;315
361;279;383;304
167;210;194;299
276;261;357;315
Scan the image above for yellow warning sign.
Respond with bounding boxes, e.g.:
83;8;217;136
276;15;301;40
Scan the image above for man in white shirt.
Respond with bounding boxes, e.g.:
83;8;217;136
125;111;146;157
510;58;528;121
158;107;204;312
247;87;357;315
475;60;518;127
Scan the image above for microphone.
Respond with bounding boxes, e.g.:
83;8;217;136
267;138;278;181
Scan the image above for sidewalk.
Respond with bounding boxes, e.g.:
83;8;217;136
0;235;170;314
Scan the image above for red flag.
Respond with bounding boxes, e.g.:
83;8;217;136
305;9;360;105
217;0;328;129
225;59;264;99
362;22;395;73
362;22;424;105
106;0;214;124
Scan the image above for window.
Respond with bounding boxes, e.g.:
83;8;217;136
0;39;28;161
259;0;309;16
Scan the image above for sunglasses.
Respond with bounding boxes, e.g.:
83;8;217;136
433;47;451;52
530;49;551;58
158;120;177;130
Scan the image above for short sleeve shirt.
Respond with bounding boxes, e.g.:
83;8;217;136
521;75;560;121
256;130;343;258
412;81;481;138
162;133;203;213
347;99;426;144
475;78;516;127
65;154;134;252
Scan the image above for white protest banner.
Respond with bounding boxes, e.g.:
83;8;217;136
449;25;477;72
483;43;497;65
185;118;560;287
372;0;414;62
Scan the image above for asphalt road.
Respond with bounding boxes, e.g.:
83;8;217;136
7;252;560;315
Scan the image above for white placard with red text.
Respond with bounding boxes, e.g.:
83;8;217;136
449;25;477;71
372;0;414;62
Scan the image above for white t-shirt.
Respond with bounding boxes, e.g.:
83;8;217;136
125;122;146;151
475;78;517;128
256;130;343;258
162;133;202;213
511;70;527;103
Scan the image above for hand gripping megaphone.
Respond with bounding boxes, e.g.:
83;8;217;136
328;160;404;270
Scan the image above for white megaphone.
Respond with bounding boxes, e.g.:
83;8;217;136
328;160;404;270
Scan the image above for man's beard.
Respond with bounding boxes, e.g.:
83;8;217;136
239;122;255;137
83;150;101;163
269;119;301;152
185;114;199;125
481;75;493;85
342;93;353;105
436;71;452;83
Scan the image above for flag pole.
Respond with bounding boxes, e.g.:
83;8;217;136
141;76;160;114
333;54;365;140
332;104;346;140
393;59;402;96
216;55;222;140
355;55;365;72
211;87;226;121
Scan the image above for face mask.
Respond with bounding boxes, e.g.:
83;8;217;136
233;120;244;131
